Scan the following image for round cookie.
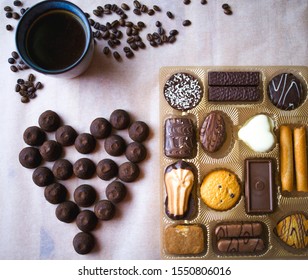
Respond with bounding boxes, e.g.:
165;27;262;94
73;232;95;255
44;183;67;204
39;140;62;161
96;159;118;181
125;142;147;163
55;125;77;146
268;73;305;110
19;147;42;168
164;72;203;111
104;135;126;156
109;109;130;130
74;184;96;207
38;110;61;132
73;158;96;179
94;200;116;220
200;170;240;211
52;159;73;180
128;121;149;142
90;117;112;139
23;126;46;146
76;210;98;232
106;181;127;203
55;201;79;223
32;166;54;187
118;162;140;182
75;133;96;154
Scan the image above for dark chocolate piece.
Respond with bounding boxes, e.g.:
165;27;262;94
32;166;54;187
109;109;130;130
73;232;95;255
52;159;73;180
44;183;67;204
217;238;265;253
125;142;147;163
74;184;97;207
74;133;96;154
215;222;263;240
76;210;98;232
164;118;196;159
199;111;226;153
96;159;118;180
73;158;96;179
208;87;261;102
268;73;305;110
38;110;61;132
55;125;77;146
208;71;260;86
39;140;62;161
23;126;46;146
245;159;274;214
128;121;149;142
19;147;42;168
94;200;116;220
118;162;140;182
104;135;126;156
90;117;112;139
106;181;127;203
55;201;79;223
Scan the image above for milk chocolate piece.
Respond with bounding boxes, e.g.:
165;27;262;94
208;71;260;86
215;222;263;240
164;118;196;159
245;159;274;214
217;238;265;253
208;87;261;102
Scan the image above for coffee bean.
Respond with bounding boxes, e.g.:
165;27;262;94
17;78;24;84
158;27;165;35
15;84;21;92
8;58;15;64
130;42;138;51
182;19;191;26
147;9;154;16
155;21;162;27
107;40;115;48
12;12;20;19
184;0;191;4
102;30;110;39
6;12;13;18
146;33;153;41
168;35;176;43
93;22;100;30
141;5;148;13
127;36;134;44
27;87;36;94
169;29;179;36
11;51;19;59
153;5;161;12
137;41;146;49
133;8;141;16
10;65;18;72
99;24;107;31
125;51;134;58
224;9;232;15
137;21;145;28
20;8;26;15
13;1;22;7
4;6;12;12
222;3;230;9
97;6;104;12
201;0;207;4
113;51;121;61
93;9;102;17
150;40;157;47
133;1;141;9
88;19;95;26
22;64;29;70
104;4;111;9
121;3;130;11
161;34;168;43
166;11;174;19
35;82;43;89
123;46;131;53
126;27;132;36
6;24;13;31
21;96;29;103
28;73;35;82
104;9;111;15
103;46;110;55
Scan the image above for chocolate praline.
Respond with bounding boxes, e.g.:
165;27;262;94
128;121;149;142
125;142;147;163
94;199;116;220
73;232;95;255
75;133;96;154
39;140;62;161
32;166;54;186
55;201;79;223
55;125;77;146
23;126;46;146
19;147;42;168
96;159;118;180
52;159;73;180
74;184;96;207
44;183;67;204
109;109;130;130
73;158;96;179
76;210;98;232
104;135;126;156
38;110;61;132
90;117;112;139
118;162;140;182
106;181;127;203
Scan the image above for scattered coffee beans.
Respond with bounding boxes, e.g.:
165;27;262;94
14;73;43;103
222;3;232;15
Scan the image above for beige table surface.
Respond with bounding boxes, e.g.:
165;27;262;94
0;0;307;260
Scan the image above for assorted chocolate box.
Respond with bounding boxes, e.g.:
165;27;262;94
159;66;308;259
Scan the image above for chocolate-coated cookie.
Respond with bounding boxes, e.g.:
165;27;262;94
73;158;96;179
74;184;96;207
118;162;140;182
90;117;112;139
38;110;61;132
23;126;46;146
55;125;77;146
19;147;42;168
32;166;54;187
96;159;118;181
125;142;147;163
39;140;62;161
44;183;67;204
94;200;116;220
109;109;130;130
106;181;127;203
76;210;98;232
73;232;95;255
55;201;79;223
52;159;73;180
104;135;126;156
75;133;96;154
128;121;149;142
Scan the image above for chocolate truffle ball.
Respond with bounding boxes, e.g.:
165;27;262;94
104;135;126;156
109;109;130;130
39;140;62;161
128;121;149;142
38;110;61;132
19;147;42;168
73;158;96;179
44;183;67;204
75;133;96;154
32;166;54;186
74;184;96;207
96;159;118;181
52;159;73;180
125;142;147;163
106;181;127;203
23;126;46;146
55;125;77;146
55;201;79;223
94;200;116;220
90;117;112;139
118;162;140;182
73;232;95;255
76;210;98;232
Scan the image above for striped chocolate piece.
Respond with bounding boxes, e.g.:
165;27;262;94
215;222;263;240
217;238;265;253
208;71;260;86
208;87;261;102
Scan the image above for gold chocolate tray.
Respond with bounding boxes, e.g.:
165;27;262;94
159;66;308;259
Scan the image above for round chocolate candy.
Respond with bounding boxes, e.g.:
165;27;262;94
76;210;98;232
128;121;149;142
125;142;147;163
55;125;77;146
44;183;67;204
73;232;95;255
118;162;140;182
73;158;96;179
39;140;62;161
75;133;96;154
52;159;73;180
74;184;96;207
94;200;116;220
96;159;118;181
90;117;112;139
55;201;79;223
106;181;127;203
23;126;46;146
109;109;130;130
19;147;42;168
104;135;126;156
32;166;54;186
38;110;61;132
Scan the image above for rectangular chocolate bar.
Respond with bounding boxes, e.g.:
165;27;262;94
208;87;261;102
245;159;274;214
215;222;263;240
208;71;260;86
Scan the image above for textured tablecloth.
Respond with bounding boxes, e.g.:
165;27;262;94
0;0;307;260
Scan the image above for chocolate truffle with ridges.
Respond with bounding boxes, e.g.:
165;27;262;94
39;140;62;161
19;147;42;168
55;125;77;146
55;201;79;223
128;121;149;142
94;200;116;220
32;166;54;186
23;126;46;146
118;162;140;182
73;158;96;179
90;117;112;139
75;133;96;154
109;109;130;129
38;110;61;132
44;183;67;204
104;135;126;156
164;72;203;111
125;142;147;163
52;159;73;180
73;232;95;255
106;181;127;203
96;159;118;181
74;184;97;207
76;210;98;232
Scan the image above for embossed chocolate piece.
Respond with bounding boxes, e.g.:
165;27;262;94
208;71;260;86
164;118;196;159
208;87;261;102
215;222;263;240
200;111;226;153
217;238;265;253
